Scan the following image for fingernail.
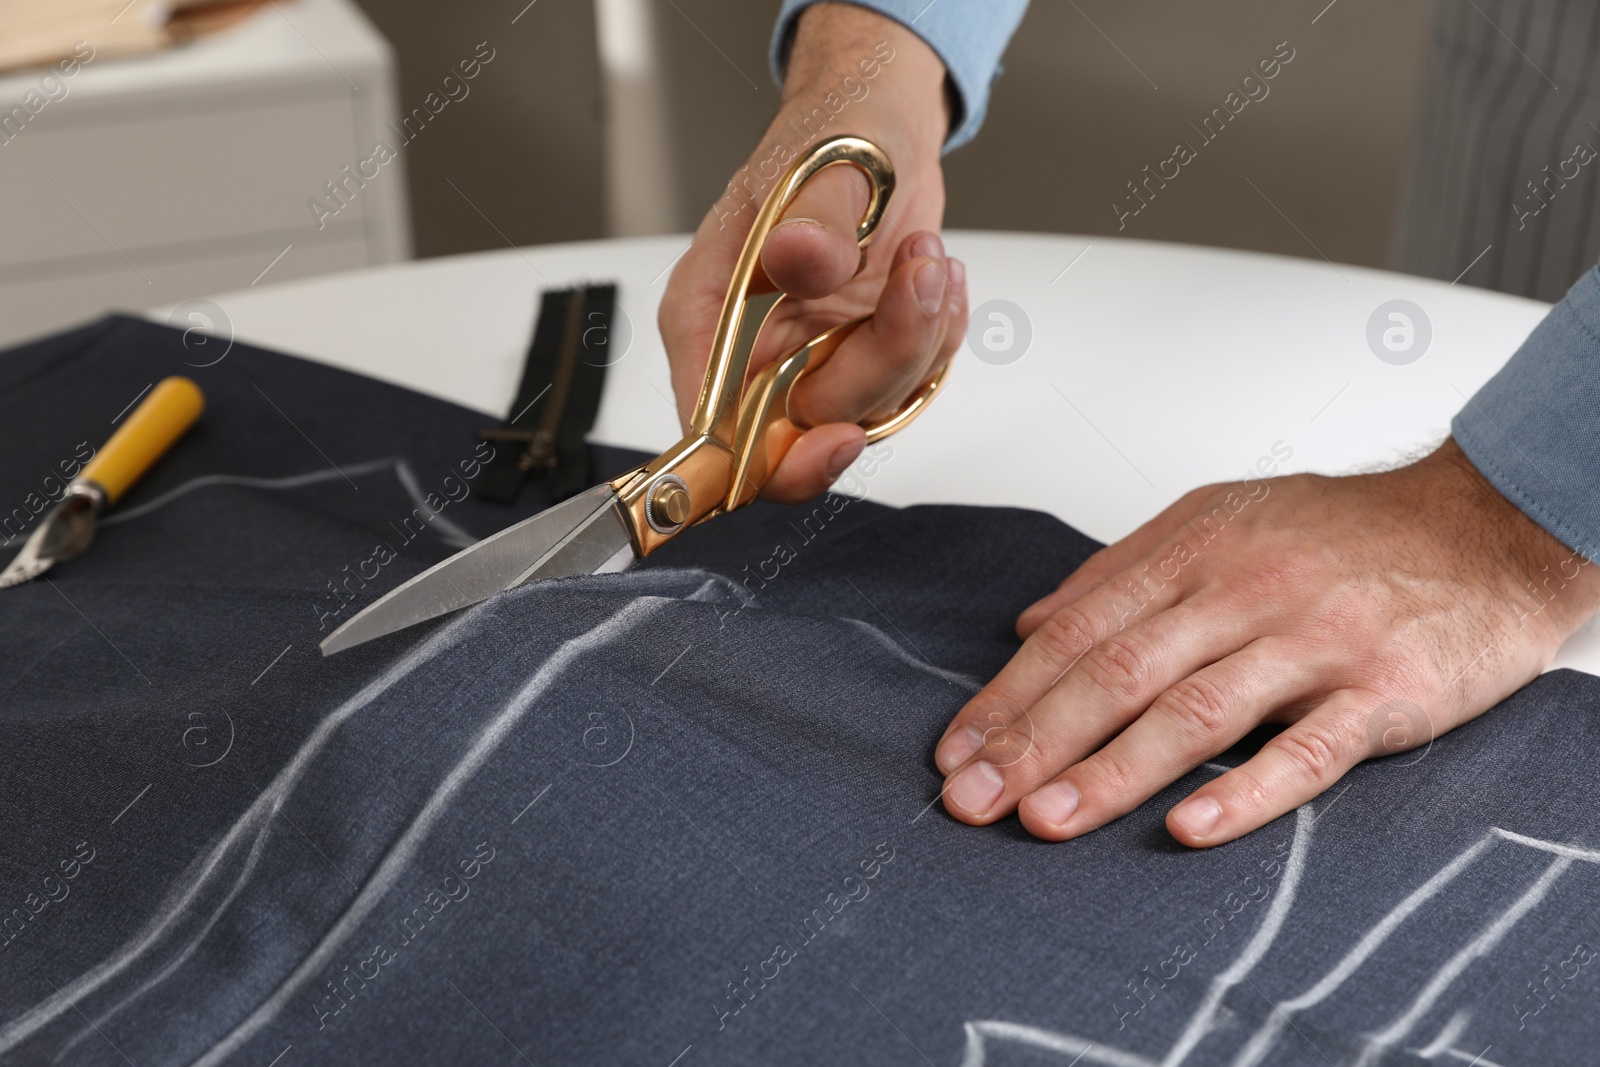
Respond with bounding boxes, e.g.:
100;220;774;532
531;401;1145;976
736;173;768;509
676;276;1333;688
911;232;945;261
945;760;1004;815
1024;781;1080;828
948;256;966;291
915;259;946;316
1171;796;1222;839
774;216;822;232
936;725;984;773
824;440;861;480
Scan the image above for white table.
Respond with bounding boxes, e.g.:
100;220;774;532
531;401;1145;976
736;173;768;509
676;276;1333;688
148;231;1600;675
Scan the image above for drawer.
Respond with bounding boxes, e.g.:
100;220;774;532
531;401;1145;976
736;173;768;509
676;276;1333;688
0;231;369;347
0;90;386;270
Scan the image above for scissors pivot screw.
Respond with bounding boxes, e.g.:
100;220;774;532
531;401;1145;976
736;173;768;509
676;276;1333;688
645;474;691;533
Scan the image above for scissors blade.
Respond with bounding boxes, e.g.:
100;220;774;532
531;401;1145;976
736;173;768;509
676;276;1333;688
319;482;637;656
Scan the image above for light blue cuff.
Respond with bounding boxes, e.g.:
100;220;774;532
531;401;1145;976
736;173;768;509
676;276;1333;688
1453;266;1600;561
769;0;1027;151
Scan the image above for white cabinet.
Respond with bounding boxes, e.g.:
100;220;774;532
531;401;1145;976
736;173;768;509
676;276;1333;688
0;0;410;346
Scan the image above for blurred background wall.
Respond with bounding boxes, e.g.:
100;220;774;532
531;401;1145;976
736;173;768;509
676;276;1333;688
343;0;609;255
0;0;1435;347
349;0;1430;266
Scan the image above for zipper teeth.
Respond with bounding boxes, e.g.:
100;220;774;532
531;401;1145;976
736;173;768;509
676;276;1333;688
526;285;587;470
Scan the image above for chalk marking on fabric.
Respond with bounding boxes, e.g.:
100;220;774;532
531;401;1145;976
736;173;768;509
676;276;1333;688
1415;1011;1470;1059
1159;806;1312;1067
390;460;476;548
1490;827;1600;863
0;604;489;1054
53;822;280;1061
1229;835;1493;1067
959;1021;1154;1067
185;588;699;1067
1351;856;1571;1066
844;618;980;694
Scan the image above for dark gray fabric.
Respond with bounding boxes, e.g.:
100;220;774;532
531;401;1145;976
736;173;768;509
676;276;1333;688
4;317;1600;1067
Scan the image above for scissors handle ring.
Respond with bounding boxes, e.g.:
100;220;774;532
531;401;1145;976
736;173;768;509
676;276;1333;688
613;135;950;548
691;135;897;445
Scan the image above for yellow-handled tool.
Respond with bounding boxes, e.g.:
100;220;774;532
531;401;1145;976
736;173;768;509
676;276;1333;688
0;376;204;588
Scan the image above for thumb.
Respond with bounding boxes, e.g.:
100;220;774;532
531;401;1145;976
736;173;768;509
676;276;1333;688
760;163;871;299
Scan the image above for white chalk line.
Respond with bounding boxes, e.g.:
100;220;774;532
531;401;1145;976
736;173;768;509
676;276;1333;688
960;1021;1156;1067
960;804;1314;1067
53;824;279;1061
0;603;489;1054
1228;836;1494;1067
1415;1011;1470;1058
387;459;476;548
1159;806;1313;1067
844;618;982;694
31;553;1597;1065
961;815;1600;1067
1490;827;1600;864
185;589;696;1067
98;460;392;527
25;569;740;1058
1352;855;1572;1066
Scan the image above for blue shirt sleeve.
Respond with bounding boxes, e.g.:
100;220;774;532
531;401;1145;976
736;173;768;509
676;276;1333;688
1453;266;1600;561
769;0;1027;151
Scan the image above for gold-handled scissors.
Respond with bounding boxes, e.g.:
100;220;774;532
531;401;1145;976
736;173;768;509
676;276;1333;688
321;135;948;656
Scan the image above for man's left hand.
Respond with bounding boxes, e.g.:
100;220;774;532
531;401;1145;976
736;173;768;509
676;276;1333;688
935;439;1600;846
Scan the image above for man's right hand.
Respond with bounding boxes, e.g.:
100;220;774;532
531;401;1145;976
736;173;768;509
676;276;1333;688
659;2;966;504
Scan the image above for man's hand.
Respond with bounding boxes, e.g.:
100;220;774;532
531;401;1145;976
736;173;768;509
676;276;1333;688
660;3;966;504
935;439;1600;846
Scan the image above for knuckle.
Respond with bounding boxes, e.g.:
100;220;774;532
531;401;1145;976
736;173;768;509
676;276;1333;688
1269;722;1348;786
1159;675;1235;743
982;721;1039;770
1080;632;1157;701
1225;764;1275;816
1082;748;1140;799
983;711;1059;782
1306;588;1370;641
956;693;1016;738
1181;483;1226;510
1248;546;1335;600
1030;608;1098;668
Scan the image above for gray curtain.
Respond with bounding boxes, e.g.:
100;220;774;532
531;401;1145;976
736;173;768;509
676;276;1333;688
1393;0;1600;301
